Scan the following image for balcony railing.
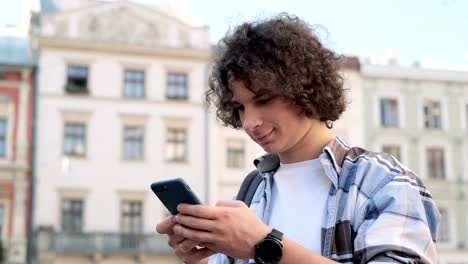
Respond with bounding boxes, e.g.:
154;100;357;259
38;230;173;255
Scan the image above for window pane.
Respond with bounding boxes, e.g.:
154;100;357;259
61;199;83;232
226;139;245;168
64;123;86;157
426;147;445;179
382;145;401;161
0;205;4;236
123;126;144;160
424;100;442;129
166;72;188;100
66;65;89;94
380;98;399;127
121;201;143;234
124;70;145;98
466;104;468;130
0;119;6;157
165;128;187;162
437;208;450;242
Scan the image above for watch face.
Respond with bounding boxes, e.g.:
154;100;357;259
256;239;283;264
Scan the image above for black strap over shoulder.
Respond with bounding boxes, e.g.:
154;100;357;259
229;169;263;264
236;169;263;206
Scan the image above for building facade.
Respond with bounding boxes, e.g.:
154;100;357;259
32;0;211;263
0;29;35;263
362;63;468;263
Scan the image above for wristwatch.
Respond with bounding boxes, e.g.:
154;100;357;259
254;228;284;264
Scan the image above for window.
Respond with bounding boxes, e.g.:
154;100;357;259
123;70;145;98
66;65;89;94
64;123;86;157
226;139;245;168
121;200;143;249
382;144;401;161
0;118;6;158
0;205;4;237
380;98;399;127
61;199;83;232
426;147;445;179
466;104;468;130
165;128;187;162
438;207;449;242
123;126;144;160
166;72;188;100
423;100;442;129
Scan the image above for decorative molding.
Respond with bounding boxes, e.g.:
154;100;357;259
57;188;90;199
119;113;150;126
117;190;147;201
61;110;93;122
37;37;210;61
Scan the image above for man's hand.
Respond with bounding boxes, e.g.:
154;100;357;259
173;200;271;259
156;216;214;264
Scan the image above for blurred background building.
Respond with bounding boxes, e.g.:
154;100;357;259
0;25;36;263
361;63;468;263
0;0;466;263
32;0;211;263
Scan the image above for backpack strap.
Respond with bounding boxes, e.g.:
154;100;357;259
228;169;263;264
236;169;262;205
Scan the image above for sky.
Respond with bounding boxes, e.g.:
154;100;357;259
0;0;467;69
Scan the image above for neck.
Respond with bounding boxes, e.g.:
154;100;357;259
278;122;334;164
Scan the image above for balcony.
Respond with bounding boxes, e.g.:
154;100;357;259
37;229;173;256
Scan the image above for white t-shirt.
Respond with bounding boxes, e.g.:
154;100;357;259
267;158;330;254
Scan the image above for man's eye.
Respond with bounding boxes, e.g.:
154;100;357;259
234;105;244;112
256;98;272;105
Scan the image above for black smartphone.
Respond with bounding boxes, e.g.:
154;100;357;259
150;177;202;215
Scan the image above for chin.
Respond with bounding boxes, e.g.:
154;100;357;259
260;143;280;154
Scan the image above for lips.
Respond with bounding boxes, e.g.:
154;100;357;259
254;129;275;144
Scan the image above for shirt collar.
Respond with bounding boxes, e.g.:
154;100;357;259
253;136;354;176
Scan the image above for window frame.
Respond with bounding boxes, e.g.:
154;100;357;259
123;69;145;99
123;126;145;161
60;198;84;233
379;97;400;128
63;122;87;157
165;127;188;162
426;146;446;180
0;118;7;158
166;72;189;100
382;144;401;161
226;138;245;169
65;65;89;95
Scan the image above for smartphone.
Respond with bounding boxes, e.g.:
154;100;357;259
150;177;202;215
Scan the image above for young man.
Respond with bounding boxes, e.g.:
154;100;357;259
156;14;440;264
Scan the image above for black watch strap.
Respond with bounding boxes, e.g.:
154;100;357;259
267;228;283;241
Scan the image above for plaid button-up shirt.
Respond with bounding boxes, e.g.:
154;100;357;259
209;136;440;264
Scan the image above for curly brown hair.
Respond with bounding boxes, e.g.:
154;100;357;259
206;13;346;129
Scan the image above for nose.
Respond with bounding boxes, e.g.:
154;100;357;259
241;107;263;132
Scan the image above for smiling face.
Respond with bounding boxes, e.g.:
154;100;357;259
230;81;329;162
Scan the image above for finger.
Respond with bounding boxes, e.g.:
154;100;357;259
176;246;216;263
173;224;216;243
175;214;216;231
156;216;176;234
179;239;199;252
215;200;245;208
177;204;218;219
168;233;186;248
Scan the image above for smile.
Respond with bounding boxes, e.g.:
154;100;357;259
255;129;275;143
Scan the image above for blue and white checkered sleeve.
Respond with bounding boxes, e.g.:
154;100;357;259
208;253;230;264
353;173;440;264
